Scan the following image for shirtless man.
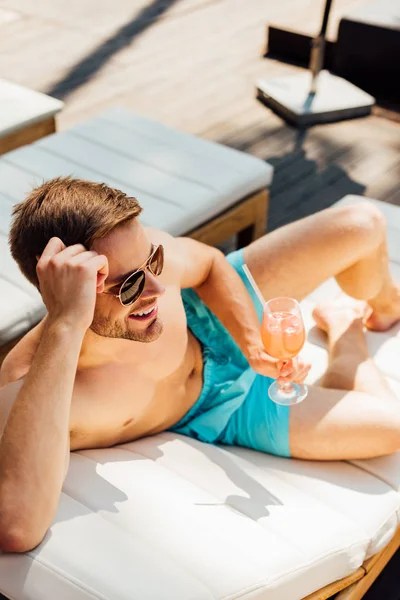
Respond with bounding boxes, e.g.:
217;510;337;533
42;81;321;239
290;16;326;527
1;177;400;554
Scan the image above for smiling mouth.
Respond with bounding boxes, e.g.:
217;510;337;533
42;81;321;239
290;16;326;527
128;304;158;322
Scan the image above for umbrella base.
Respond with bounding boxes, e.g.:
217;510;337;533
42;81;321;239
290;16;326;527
257;70;375;127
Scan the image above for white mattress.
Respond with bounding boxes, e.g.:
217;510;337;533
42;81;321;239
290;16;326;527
0;197;399;600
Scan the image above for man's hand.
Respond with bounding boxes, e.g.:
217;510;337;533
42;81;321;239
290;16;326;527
36;237;108;333
247;345;311;384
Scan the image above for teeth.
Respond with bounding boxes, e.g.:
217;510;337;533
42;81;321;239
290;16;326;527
134;307;154;317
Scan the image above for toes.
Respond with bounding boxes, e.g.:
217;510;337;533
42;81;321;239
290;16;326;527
365;312;398;332
362;304;373;322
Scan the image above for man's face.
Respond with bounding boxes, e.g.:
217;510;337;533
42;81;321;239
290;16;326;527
91;219;166;343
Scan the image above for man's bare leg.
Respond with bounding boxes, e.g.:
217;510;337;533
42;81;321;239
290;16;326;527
289;298;400;460
243;201;400;331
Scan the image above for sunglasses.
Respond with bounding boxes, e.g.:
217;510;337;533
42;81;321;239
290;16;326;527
104;244;164;306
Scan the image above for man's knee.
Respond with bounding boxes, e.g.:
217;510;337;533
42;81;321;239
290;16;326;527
337;201;386;251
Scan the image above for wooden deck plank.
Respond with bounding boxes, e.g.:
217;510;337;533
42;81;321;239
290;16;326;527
0;0;398;227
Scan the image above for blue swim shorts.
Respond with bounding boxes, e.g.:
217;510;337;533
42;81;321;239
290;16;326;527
168;248;291;458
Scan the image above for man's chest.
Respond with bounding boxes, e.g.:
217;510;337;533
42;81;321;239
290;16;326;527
69;371;157;449
69;328;202;451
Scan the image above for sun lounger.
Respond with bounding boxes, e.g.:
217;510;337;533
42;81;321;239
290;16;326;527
0;79;63;156
0;106;272;357
0;109;399;599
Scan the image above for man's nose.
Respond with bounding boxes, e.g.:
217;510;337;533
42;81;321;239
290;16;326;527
141;271;166;298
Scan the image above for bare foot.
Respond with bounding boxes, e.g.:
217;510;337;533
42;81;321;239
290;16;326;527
312;295;370;334
366;286;400;332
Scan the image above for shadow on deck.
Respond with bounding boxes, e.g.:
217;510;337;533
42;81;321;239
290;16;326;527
216;127;365;233
45;0;181;100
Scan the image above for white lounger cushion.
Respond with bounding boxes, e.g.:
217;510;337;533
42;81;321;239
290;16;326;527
0;435;398;600
0;195;400;599
0;107;273;346
0;78;63;138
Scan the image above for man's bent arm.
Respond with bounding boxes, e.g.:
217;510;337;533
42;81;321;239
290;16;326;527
0;319;83;553
0;235;108;553
196;251;263;355
176;237;265;362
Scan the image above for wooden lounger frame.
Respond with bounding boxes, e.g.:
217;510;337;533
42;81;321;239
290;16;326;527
0;117;56;156
186;188;269;249
304;526;400;600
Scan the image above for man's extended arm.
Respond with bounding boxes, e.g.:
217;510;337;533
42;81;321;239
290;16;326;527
175;236;309;382
0;238;108;553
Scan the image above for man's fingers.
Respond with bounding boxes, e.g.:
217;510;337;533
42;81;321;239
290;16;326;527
278;373;308;385
278;359;292;370
88;254;109;280
277;376;292;385
278;361;311;383
39;237;66;259
69;252;109;282
293;370;310;383
37;242;85;264
68;251;100;265
39;246;108;282
56;244;88;259
264;353;279;365
292;365;311;383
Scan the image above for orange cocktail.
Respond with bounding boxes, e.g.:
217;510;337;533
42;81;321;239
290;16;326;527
261;310;305;360
262;297;308;405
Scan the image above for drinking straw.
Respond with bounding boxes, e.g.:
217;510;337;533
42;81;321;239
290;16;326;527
242;264;265;305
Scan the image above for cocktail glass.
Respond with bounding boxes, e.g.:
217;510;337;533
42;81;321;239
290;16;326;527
262;297;308;406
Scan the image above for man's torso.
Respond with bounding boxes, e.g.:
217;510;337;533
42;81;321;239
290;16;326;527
4;283;204;451
70;324;203;451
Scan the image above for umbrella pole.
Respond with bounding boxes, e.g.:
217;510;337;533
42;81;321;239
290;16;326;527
256;0;375;126
309;0;333;94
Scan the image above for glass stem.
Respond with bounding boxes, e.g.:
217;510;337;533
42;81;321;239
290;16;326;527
278;356;298;393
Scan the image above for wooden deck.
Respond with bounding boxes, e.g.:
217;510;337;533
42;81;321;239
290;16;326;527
0;0;399;234
0;1;399;599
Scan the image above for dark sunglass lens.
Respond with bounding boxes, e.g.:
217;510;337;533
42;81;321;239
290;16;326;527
150;246;164;276
120;272;145;305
